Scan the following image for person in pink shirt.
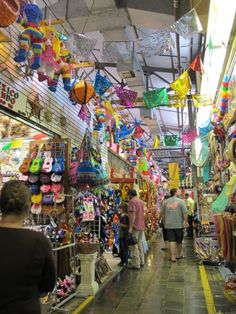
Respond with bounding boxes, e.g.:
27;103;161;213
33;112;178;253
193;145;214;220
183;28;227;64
128;189;145;269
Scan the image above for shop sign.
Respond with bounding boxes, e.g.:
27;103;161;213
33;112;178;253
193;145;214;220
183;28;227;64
0;81;19;109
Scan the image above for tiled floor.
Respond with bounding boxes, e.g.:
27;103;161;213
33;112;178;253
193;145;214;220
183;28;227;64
81;239;236;314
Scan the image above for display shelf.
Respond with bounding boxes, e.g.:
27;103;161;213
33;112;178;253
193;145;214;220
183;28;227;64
53;242;75;252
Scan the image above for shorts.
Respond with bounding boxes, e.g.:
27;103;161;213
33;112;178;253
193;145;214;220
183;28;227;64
166;228;184;244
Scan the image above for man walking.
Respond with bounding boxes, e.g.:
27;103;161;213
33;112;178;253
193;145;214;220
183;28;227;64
161;188;188;262
185;193;195;238
128;189;145;269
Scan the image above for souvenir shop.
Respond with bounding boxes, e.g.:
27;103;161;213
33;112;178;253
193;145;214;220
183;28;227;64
192;19;236;303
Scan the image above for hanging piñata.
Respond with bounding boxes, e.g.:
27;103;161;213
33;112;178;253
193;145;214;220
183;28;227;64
182;129;197;144
14;3;43;69
78;105;91;125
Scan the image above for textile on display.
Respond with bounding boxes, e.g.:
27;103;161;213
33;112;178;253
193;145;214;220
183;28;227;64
211;186;229;213
168;162;179;189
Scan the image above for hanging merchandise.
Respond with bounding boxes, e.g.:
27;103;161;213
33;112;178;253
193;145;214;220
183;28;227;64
182;129;197;144
190;55;204;74
170;71;192;98
78;105;91;125
168;162;179;189
77;131;109;187
171;8;203;39
218;76;230;121
192;94;213;107
143;88;169;109
153;135;160;148
211;186;229;213
102;41;133;63
0;0;20;28
138;155;149;173
227;138;236;164
115;86;137;108
70;80;95;105
223;108;236;131
93;72;112;96
164;135;178;146
168;95;187;108
133;124;145;139
104;100;115;120
14;3;43;70
95;106;106;130
137;29;175;58
48;42;75;92
66;33;97;60
199;119;213;136
37;25;60;87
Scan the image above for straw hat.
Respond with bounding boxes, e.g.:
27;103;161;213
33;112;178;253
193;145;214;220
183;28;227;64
227;138;236;164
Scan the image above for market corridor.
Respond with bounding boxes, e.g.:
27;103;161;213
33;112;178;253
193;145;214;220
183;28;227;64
81;239;236;314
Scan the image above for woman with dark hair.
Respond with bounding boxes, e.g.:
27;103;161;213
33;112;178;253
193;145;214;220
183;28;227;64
0;180;56;314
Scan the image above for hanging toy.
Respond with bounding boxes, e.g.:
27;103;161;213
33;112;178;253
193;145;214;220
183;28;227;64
95;106;106;130
0;0;20;28
70;80;95;105
14;3;43;70
48;41;75;92
37;25;60;87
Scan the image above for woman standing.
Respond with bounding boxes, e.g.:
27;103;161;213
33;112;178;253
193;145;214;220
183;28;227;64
0;181;56;314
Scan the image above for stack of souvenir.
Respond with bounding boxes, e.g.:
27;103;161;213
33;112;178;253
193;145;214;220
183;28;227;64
19;141;66;216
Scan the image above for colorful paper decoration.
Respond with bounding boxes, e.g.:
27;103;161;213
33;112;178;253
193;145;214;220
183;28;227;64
115;86;137;107
192;94;213;107
171;8;203;39
164;135;178;146
143;88;169;109
66;33;97;59
190;55;204;74
133;125;145;139
168;95;187;108
170;71;191;98
33;133;47;140
104;100;115;119
102;41;133;62
94;72;112;96
182;129;197;144
153;135;160;148
168;163;179;189
0;0;20;28
137;29;175;58
78;105;91;125
70;80;94;105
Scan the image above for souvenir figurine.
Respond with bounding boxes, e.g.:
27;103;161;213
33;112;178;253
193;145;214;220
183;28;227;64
14;3;43;70
37;25;60;87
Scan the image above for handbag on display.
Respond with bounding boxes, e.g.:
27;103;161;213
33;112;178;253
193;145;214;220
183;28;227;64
51;173;62;183
40;173;51;184
31;192;42;204
30;184;40;195
127;233;138;246
29;174;39;183
42;194;54;205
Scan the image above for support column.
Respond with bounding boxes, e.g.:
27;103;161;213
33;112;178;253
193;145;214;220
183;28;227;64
77;253;99;296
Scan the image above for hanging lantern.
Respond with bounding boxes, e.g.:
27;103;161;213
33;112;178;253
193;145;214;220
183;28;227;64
70;81;95;105
0;0;20;28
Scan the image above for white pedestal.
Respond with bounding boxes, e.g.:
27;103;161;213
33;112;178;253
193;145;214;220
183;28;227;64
77;252;99;296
